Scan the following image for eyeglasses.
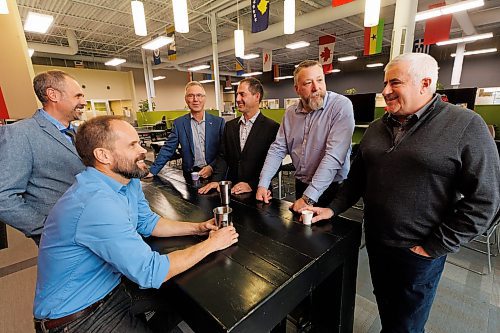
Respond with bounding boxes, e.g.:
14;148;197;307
186;93;206;100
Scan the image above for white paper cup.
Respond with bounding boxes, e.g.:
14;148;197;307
191;172;200;181
302;210;313;225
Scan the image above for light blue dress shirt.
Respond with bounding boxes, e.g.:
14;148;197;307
258;91;355;202
34;167;169;319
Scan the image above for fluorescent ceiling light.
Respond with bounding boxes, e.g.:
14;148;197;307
338;55;357;61
331;69;341;73
153;76;166;81
231;81;241;86
172;0;189;33
188;64;210;71
436;32;493;46
131;1;147;36
241;72;263;77
275;75;294;80
0;0;8;14
483;87;500;93
199;79;214;83
105;58;126;66
234;29;245;58
284;0;295;34
415;0;484;22
240;53;259;60
28;48;34;57
451;48;497;57
24;12;54;33
286;41;310;49
364;0;381;27
224;86;233;90
366;62;384;68
142;36;174;50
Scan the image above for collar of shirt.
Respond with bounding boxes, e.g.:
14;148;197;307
386;94;438;128
85;167;129;195
190;111;206;124
239;110;260;125
294;92;330;115
39;108;74;132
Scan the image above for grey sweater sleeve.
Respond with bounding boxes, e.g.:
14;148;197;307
423;115;500;258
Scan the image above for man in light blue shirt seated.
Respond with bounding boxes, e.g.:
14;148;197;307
256;60;355;212
34;115;239;333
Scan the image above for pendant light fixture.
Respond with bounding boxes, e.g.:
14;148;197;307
364;0;381;27
131;1;147;36
284;0;295;34
234;0;245;57
172;0;189;33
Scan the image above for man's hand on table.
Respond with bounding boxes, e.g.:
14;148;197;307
299;206;334;224
290;198;309;212
208;226;239;251
198;182;219;194
197;218;218;235
231;182;252;195
256;186;272;203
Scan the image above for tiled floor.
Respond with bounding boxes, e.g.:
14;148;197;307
0;149;498;333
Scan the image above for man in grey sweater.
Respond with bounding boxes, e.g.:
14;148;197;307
304;53;500;332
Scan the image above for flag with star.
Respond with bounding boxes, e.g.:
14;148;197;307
319;35;336;74
251;0;269;33
364;19;384;56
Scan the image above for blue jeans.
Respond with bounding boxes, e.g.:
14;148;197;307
35;280;180;333
366;241;446;333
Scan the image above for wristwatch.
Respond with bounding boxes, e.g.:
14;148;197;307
301;194;316;206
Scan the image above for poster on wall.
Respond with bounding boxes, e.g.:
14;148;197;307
284;98;300;109
260;99;279;109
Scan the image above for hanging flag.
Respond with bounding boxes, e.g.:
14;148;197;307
0;86;10;120
166;26;177;60
273;64;280;82
252;0;270;33
153;49;161;65
413;39;430;54
319;35;336;74
225;76;232;88
423;2;451;45
263;49;272;72
332;0;354;7
364;19;384;56
236;57;245;76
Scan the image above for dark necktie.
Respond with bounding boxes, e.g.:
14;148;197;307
62;128;76;145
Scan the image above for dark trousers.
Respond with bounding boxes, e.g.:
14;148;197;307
294;179;341;207
35;280;180;333
366;240;446;333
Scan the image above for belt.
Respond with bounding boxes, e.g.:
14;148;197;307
34;285;118;332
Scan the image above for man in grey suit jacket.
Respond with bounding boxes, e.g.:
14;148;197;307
0;70;86;245
147;81;225;182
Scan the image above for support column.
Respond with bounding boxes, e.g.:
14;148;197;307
0;0;39;119
210;12;222;114
451;43;466;87
141;49;153;111
389;0;418;60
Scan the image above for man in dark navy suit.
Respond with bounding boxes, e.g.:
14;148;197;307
147;81;225;182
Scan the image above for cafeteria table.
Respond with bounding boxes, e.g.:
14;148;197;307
142;167;362;333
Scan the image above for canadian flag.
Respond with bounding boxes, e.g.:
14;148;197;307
319;35;336;74
263;49;272;72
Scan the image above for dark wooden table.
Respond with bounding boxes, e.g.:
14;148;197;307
142;167;362;333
